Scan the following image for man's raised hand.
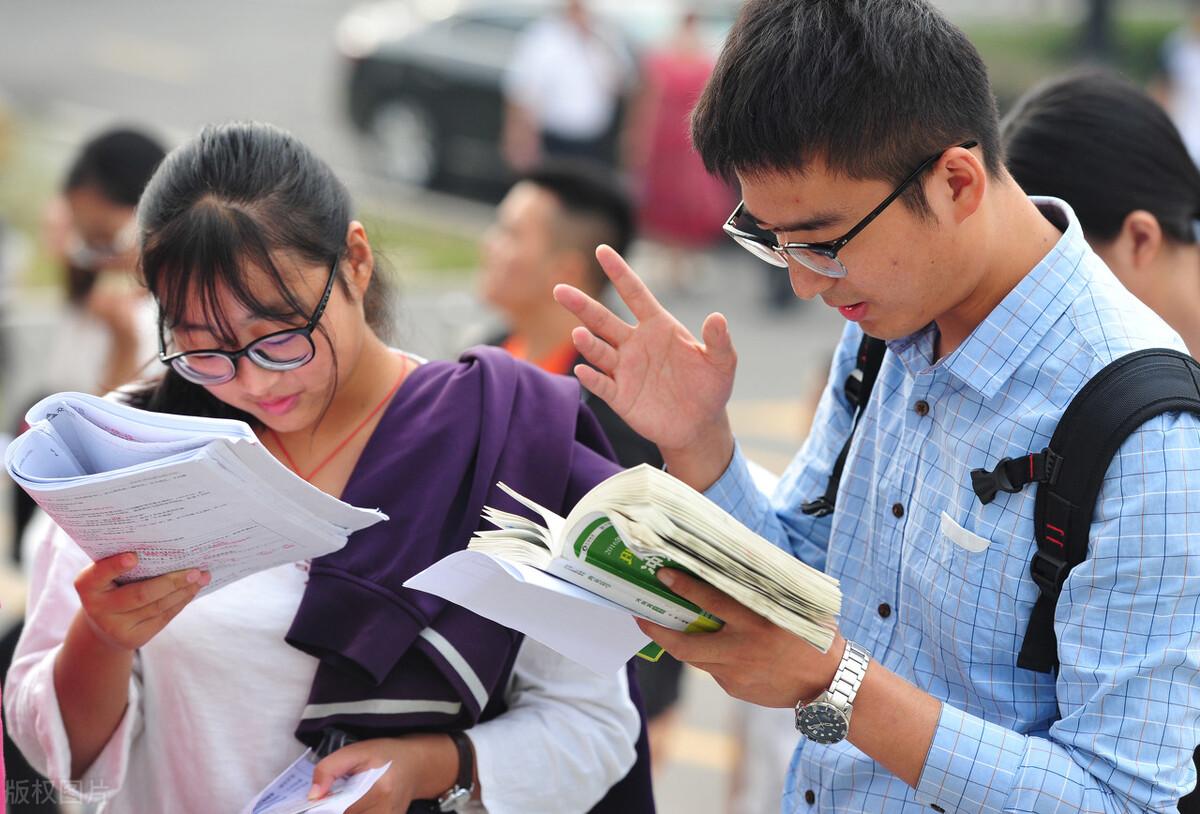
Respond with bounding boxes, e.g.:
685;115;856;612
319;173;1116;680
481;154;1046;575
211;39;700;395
553;245;738;486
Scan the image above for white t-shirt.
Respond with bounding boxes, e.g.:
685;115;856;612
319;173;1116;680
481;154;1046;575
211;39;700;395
504;15;633;140
6;517;639;813
1164;28;1200;165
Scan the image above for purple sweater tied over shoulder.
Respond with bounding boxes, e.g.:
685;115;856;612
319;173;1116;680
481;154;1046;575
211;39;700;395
285;346;654;813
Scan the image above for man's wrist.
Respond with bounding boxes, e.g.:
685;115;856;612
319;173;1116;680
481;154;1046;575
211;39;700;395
794;634;847;707
659;416;736;492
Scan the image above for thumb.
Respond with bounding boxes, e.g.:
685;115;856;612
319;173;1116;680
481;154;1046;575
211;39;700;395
309;746;365;800
701;312;736;367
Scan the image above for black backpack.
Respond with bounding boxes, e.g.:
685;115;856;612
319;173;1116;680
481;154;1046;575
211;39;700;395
808;336;1200;812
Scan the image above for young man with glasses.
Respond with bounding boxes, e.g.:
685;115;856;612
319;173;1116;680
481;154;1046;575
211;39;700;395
555;0;1200;811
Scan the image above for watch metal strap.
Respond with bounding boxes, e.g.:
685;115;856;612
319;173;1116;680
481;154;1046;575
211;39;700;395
825;641;871;710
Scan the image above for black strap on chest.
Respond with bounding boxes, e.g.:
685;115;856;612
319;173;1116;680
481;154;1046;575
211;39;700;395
1011;348;1200;673
801;335;887;517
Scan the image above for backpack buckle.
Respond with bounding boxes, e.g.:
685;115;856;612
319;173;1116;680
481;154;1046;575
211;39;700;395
800;496;835;517
970;457;1020;505
1030;550;1069;599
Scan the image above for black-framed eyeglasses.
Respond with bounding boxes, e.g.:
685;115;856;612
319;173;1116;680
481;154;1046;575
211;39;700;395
723;141;979;278
157;256;340;386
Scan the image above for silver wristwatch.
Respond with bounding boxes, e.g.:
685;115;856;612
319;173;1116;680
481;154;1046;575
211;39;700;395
795;640;871;744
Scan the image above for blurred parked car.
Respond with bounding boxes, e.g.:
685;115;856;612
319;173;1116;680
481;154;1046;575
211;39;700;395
337;0;739;199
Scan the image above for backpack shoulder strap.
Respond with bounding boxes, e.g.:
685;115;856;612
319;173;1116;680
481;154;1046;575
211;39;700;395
1018;348;1200;672
801;335;887;517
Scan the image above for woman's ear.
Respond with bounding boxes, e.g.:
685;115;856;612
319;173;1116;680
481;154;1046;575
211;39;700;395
343;220;375;300
1117;210;1164;272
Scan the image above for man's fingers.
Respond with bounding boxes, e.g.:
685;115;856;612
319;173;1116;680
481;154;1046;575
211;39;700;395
635;617;724;663
656;568;743;620
553;283;633;347
700;312;737;369
595;245;666;324
571;327;619;375
573;364;619;405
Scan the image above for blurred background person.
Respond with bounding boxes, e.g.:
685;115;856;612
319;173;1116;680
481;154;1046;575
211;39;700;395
478;161;686;764
40;128;165;397
2;126;164;814
1154;0;1200;165
501;0;635;172
622;9;734;296
1004;70;1200;356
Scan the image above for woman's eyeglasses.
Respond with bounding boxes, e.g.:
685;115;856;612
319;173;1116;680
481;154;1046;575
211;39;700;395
723;141;978;278
157;258;339;386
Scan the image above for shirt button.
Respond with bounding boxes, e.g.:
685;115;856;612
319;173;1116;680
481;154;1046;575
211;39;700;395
914;400;930;417
931;806;946;813
878;603;892;618
891;502;904;518
805;790;816;805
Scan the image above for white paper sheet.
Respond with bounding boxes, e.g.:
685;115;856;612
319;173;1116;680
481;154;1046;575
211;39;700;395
240;749;391;814
404;549;649;675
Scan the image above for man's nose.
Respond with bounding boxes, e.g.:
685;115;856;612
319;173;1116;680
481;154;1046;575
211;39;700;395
787;260;837;301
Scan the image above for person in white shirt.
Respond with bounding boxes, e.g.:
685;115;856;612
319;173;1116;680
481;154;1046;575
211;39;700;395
1155;1;1200;166
502;0;634;171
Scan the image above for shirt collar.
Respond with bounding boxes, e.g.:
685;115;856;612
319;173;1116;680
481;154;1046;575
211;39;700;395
889;196;1091;399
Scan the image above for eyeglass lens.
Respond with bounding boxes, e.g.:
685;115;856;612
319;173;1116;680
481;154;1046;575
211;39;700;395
171;331;315;384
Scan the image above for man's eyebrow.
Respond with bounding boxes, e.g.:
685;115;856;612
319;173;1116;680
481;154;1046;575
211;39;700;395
743;206;847;234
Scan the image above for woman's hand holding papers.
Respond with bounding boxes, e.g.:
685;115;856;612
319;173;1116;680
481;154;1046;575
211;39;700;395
553;245;739;491
74;552;211;652
309;734;467;813
54;553;212;778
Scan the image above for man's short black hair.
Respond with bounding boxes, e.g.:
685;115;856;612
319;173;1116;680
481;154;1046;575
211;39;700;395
692;0;1002;213
520;160;635;290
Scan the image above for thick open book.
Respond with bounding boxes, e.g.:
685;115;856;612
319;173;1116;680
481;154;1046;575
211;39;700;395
406;464;840;675
4;392;386;593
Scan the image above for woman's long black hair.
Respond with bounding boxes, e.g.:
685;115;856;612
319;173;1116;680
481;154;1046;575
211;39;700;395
127;122;393;420
1003;70;1200;245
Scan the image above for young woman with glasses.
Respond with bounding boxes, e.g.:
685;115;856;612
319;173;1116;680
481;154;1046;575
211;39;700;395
5;122;653;814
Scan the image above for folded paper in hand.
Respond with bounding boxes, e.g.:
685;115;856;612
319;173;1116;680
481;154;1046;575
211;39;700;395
4;392;386;593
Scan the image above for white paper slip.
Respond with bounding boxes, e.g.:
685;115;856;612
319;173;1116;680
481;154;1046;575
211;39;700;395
241;749;392;814
404;549;650;675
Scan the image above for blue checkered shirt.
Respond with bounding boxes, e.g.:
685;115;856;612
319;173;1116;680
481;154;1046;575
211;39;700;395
707;198;1200;813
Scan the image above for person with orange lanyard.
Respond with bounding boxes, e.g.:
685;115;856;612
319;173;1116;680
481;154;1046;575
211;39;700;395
5;123;655;814
478;161;684;767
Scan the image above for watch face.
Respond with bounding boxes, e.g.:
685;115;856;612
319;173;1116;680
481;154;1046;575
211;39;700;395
797;702;849;744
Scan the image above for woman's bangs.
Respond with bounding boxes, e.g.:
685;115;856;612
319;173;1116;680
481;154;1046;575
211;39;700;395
142;201;310;349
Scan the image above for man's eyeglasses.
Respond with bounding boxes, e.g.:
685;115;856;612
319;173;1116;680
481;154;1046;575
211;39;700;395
157;257;339;386
723;141;978;278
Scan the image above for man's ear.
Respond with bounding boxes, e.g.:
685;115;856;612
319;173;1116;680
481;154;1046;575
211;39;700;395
344;220;375;300
933;144;986;225
1116;210;1164;273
